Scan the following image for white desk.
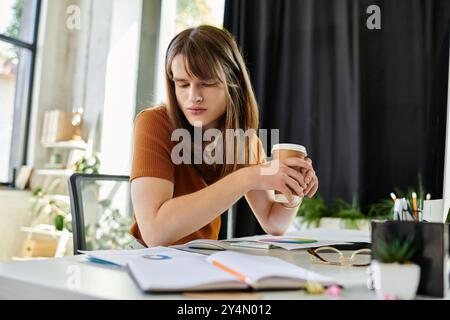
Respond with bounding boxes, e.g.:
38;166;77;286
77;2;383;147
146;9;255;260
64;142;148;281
0;246;438;300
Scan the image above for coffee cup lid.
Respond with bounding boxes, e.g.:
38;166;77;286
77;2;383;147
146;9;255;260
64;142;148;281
271;144;307;155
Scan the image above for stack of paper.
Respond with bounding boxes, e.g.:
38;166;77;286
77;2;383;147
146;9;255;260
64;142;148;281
224;236;351;250
287;228;371;243
182;228;370;251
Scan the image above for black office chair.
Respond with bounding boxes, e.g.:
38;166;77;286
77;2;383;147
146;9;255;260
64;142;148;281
68;173;134;254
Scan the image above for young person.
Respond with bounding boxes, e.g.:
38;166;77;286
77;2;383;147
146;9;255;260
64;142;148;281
130;25;318;247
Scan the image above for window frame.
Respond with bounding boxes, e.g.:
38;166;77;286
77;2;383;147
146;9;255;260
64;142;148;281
0;0;41;186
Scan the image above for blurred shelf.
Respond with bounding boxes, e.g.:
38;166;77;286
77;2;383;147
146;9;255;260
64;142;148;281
43;194;70;202
42;140;87;150
16;225;73;260
34;169;74;177
20;226;64;237
12;256;52;261
0;187;31;194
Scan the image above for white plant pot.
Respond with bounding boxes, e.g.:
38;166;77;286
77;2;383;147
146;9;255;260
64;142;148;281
371;260;421;300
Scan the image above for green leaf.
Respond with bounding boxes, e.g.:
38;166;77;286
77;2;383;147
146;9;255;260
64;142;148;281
375;238;417;264
54;215;64;231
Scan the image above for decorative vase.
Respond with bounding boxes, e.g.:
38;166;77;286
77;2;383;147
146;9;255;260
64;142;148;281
371;260;421;300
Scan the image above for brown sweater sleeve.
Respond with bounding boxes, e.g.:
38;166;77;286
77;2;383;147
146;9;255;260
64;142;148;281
130;107;175;184
255;136;267;164
248;134;267;165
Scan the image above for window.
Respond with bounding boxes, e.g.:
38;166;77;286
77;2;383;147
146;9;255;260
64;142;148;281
155;0;225;103
0;0;40;184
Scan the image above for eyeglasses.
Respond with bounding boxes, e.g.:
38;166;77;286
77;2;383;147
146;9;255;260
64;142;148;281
307;247;372;267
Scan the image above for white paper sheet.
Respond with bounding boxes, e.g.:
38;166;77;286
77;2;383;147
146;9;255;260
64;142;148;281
286;228;371;243
224;235;351;250
81;247;204;267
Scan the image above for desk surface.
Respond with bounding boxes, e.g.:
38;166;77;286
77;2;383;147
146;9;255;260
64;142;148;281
0;246;442;300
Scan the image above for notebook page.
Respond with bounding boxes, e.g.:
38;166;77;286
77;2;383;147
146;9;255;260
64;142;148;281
127;254;244;292
83;247;204;268
208;251;336;285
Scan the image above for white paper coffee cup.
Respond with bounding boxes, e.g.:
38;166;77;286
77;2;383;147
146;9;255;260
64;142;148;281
271;144;308;205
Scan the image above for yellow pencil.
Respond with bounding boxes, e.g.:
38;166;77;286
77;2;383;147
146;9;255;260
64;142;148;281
412;192;418;222
209;259;251;285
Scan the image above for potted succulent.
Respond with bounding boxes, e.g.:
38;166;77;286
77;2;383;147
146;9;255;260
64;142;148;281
370;238;420;300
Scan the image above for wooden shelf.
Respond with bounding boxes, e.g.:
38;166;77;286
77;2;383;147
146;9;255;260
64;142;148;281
44;194;70;202
17;226;73;260
42;140;87;150
20;226;64;237
34;169;74;177
12;256;51;261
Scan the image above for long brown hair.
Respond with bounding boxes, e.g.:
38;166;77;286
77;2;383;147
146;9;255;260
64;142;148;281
165;25;260;182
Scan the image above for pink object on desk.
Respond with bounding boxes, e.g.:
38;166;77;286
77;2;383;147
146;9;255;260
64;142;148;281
326;285;342;297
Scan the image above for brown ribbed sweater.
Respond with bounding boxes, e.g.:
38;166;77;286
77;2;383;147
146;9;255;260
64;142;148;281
130;105;265;247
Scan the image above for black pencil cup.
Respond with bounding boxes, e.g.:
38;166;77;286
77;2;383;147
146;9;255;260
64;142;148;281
371;221;449;298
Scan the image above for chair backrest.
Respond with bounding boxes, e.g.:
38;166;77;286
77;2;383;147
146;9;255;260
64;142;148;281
68;173;134;254
68;173;236;254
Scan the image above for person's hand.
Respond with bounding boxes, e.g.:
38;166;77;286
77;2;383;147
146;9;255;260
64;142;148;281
301;157;319;198
245;157;313;203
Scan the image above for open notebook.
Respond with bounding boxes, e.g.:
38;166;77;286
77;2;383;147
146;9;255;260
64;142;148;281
83;247;338;292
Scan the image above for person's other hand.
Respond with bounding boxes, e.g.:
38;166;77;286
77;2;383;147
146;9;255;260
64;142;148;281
246;157;313;203
301;157;319;198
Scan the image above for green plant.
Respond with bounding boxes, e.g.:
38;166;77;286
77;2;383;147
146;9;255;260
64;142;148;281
366;199;394;220
30;181;71;232
4;0;23;60
176;0;219;32
296;173;428;228
297;194;333;228
5;0;23;39
375;238;417;264
72;154;101;174
369;172;427;221
391;172;425;209
297;194;369;229
85;198;133;250
331;195;366;229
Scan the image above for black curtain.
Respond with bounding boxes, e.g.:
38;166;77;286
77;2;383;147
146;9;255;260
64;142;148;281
224;0;450;236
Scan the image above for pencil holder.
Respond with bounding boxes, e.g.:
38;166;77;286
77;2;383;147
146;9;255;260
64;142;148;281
371;221;449;298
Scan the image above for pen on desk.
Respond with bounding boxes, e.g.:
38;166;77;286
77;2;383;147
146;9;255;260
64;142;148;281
398;200;404;221
402;198;413;221
393;199;401;220
208;259;251;285
390;193;397;204
418;199;423;222
405;198;415;221
412;192;418;222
